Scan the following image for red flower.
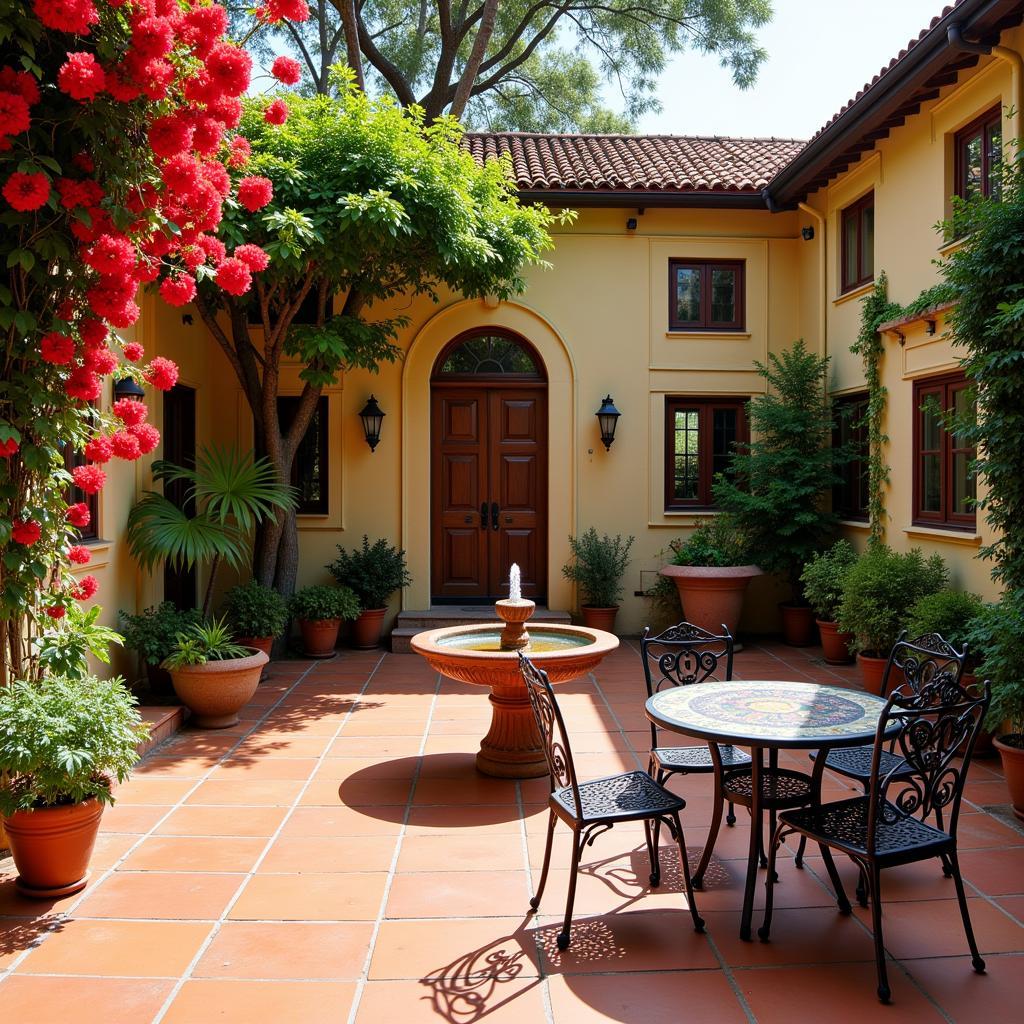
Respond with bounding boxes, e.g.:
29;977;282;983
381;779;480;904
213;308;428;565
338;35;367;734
3;171;50;212
84;435;113;463
149;113;194;159
161;153;201;193
192;117;224;156
71;574;98;600
236;175;273;212
0;92;30;136
72;464;105;494
179;5;229;58
264;98;289;125
0;437;19;458
40;331;76;364
66;502;91;528
159;274;197;307
234;244;269;272
56;177;104;210
72;151;94;173
113;398;147;426
129;422;160;454
65;366;102;402
215;257;252;296
0;67;41;107
271;56;302;86
196;234;227;265
129;15;174;60
46;605;66;619
58;52;106;101
257;0;310;24
205;43;252;98
227;135;251;168
68;544;91;565
82;345;117;376
111;430;141;461
144;356;179;391
32;0;99;35
83;233;136;275
202;160;231;198
122;341;145;362
12;519;41;545
78;318;107;347
209;96;243;128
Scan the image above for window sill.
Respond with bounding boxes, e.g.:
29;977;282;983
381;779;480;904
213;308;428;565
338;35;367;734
837;519;871;531
937;234;968;257
665;331;751;340
903;525;981;546
662;509;720;517
833;282;875;306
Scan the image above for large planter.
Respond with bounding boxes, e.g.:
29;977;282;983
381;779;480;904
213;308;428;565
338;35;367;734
856;653;905;696
780;603;815;646
581;606;619;632
994;734;1024;822
3;797;103;898
659;564;761;637
351;608;387;649
299;617;341;658
169;648;268;728
817;620;854;664
237;636;273;658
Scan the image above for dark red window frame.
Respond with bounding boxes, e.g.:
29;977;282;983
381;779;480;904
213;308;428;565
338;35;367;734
912;374;976;530
277;395;329;516
664;397;748;510
832;392;869;521
955;106;1002;202
840;191;874;293
668;259;745;331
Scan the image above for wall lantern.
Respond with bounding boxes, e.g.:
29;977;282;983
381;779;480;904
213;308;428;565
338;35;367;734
359;395;385;452
114;377;146;398
595;395;621;451
801;226;815;241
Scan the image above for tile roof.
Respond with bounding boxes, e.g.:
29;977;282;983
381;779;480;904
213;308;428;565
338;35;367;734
464;133;806;194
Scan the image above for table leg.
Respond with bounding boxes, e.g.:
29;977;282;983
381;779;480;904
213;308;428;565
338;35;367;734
740;745;763;941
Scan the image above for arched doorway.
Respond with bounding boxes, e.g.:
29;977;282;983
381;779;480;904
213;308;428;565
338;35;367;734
430;330;548;603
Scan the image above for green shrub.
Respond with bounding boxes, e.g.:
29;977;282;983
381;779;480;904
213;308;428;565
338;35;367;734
119;603;202;668
905;589;985;653
0;676;148;815
162;618;250;671
965;597;1024;735
35;605;124;681
670;515;751;568
223;581;288;639
326;536;412;610
562;529;634;607
800;540;858;621
289;584;360;623
837;545;948;657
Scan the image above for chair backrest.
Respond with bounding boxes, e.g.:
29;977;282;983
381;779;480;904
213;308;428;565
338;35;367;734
866;674;990;854
640;622;733;749
519;653;582;818
883;630;967;696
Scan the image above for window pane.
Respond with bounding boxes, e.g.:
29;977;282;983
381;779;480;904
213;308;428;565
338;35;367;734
675;268;701;323
922;454;942;512
711;407;738;480
859;204;874;281
920;397;942;451
987;121;1003;199
673;408;700;500
709;268;736;324
951;386;975;446
440;334;540;375
279;396;327;514
953;452;975;514
842;209;858;286
961;131;983;200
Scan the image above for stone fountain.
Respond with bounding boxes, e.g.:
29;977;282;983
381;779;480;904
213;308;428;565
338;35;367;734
411;564;619;778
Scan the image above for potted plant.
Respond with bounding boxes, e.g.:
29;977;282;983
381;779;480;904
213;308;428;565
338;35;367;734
118;602;202;697
326;536;412;648
289;584;360;658
162;618;268;728
0;675;148;897
800;540;857;663
837;545;948;692
223;580;289;657
660;514;758;637
713;341;847;646
561;528;634;631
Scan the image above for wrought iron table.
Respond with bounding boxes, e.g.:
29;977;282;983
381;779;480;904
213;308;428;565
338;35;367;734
645;680;891;940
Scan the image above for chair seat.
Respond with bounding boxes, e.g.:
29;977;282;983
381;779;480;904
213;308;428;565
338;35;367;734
815;744;909;784
722;767;814;809
780;796;951;859
653;744;752;773
553;770;685;824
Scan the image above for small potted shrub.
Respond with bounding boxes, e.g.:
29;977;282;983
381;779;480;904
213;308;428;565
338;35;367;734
223;581;288;657
660;515;759;637
119;602;202;697
837;545;948;693
162;618;268;728
800;540;857;663
561;528;634;631
327;536;412;648
0;675;148;897
289;584;360;658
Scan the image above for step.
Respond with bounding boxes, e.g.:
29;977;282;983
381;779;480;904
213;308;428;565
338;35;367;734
391;606;572;653
136;704;186;758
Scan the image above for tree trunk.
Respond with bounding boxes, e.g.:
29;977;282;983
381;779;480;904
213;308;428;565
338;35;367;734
449;0;500;119
338;0;365;90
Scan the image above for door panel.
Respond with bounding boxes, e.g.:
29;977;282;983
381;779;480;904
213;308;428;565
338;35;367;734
162;384;197;610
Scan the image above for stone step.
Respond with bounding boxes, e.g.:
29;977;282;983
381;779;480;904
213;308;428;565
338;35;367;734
391;606;572;653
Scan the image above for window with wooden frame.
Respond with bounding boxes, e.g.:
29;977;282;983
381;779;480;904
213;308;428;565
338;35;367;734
832;392;869;521
664;397;748;510
277;395;329;515
840;192;874;293
913;374;976;530
64;444;99;542
955;106;1002;203
668;259;745;331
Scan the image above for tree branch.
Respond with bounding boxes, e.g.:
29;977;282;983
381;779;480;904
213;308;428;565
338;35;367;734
355;11;417;106
449;0;499;119
337;0;365;90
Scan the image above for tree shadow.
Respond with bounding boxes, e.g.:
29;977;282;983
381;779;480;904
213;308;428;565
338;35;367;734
0;890;66;961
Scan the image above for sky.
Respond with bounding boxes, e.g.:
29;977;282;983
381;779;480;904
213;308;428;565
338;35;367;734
634;0;951;138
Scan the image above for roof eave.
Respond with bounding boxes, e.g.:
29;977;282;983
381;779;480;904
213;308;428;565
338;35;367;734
517;189;769;209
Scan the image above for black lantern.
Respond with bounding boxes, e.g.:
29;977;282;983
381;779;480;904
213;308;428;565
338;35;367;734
359;395;385;452
114;377;146;398
595;394;621;451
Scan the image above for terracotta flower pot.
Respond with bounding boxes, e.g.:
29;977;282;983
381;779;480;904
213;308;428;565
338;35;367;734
3;797;103;898
169;648;269;728
351;608;387;649
581;606;619;632
817;620;854;664
780;603;815;646
659;564;761;637
237;636;273;658
856;653;904;696
994;734;1024;822
299;617;341;658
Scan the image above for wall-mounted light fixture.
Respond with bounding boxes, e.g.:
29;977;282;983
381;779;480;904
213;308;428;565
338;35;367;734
801;226;815;241
595;395;621;451
626;217;638;230
359;395;385;452
113;377;146;399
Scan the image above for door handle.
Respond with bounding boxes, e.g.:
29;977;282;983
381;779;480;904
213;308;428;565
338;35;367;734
490;501;500;531
480;502;488;530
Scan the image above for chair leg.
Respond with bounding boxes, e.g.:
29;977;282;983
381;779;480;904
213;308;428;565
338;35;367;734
693;770;727;890
867;864;891;1004
794;834;807;869
557;831;584;951
644;817;662;887
530;810;557;911
818;844;852;915
726;801;737;826
757;822;785;940
855;862;869;908
669;812;704;933
935;807;953;877
948;850;986;974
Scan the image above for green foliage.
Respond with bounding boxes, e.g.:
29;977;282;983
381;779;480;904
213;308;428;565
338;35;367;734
35;605;124;681
713;340;842;591
326;536;412;610
905;589;985;653
965;597;1024;734
162;618;250;671
561;529;635;608
799;540;858;621
837;545;948;657
223;581;289;639
0;675;148;815
118;603;203;668
670;515;751;568
289;584;361;622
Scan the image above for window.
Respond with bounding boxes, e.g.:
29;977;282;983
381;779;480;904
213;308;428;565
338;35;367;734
248;292;333;326
913;375;976;529
436;332;542;377
832;393;869;521
840;192;874;293
668;260;744;331
956;107;1002;202
278;395;328;515
664;397;748;509
64;445;99;541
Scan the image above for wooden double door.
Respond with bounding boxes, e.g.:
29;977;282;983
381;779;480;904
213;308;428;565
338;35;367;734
431;384;547;602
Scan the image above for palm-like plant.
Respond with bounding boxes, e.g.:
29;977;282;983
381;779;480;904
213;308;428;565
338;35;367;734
128;446;297;617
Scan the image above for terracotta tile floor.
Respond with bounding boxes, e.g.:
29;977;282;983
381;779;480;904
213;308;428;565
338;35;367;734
2;640;1023;1023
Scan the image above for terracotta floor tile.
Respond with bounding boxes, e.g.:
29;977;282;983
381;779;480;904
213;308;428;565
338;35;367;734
355;978;546;1022
397;832;527;873
312;776;413;806
86;831;140;870
194;921;373;979
280;805;405;837
258;835;398;873
404;804;524;834
959;847;1024;895
0;976;174;1024
97;802;170;833
955;811;1024;849
314;755;420;780
112;777;196;804
132;754;221;777
75;870;243;920
229;872;387;921
233;735;332;758
156;804;288;837
161;979;356;1024
0;917;49;969
327;734;424;757
386;869;528;918
906;953;1024;1021
413;777;519;805
996;895;1024;923
0;878;80;919
120;836;266;873
211;756;320;780
185;778;306;806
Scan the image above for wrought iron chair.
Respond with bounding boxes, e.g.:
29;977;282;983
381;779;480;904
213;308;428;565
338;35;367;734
519;653;705;950
640;622;752;886
760;672;990;1003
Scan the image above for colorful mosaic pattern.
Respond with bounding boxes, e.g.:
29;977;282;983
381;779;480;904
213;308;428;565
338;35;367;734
648;681;887;744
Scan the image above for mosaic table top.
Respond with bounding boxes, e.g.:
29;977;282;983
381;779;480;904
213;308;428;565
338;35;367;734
646;680;890;749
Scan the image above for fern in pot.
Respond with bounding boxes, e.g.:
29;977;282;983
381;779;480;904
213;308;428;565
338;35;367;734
561;528;634;631
289;584;361;658
327;536;411;648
